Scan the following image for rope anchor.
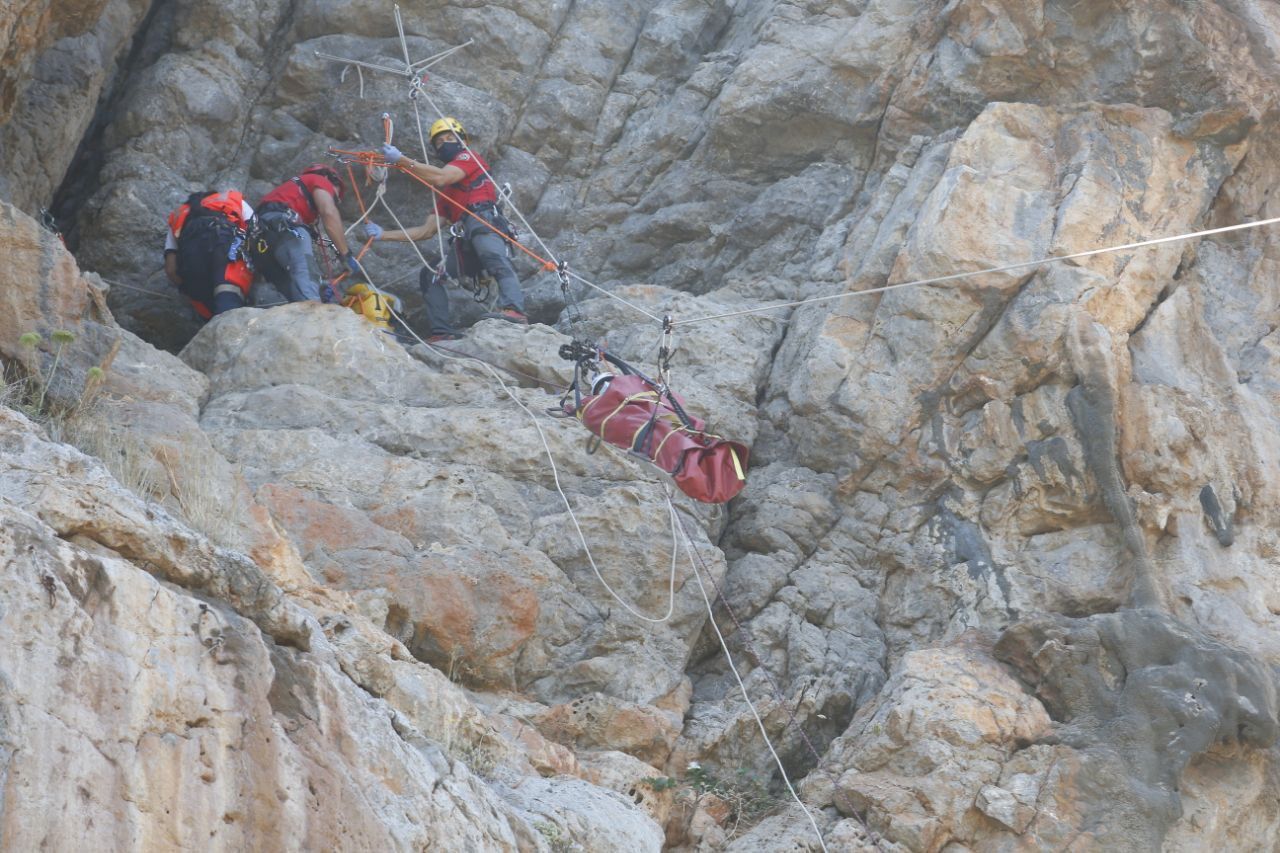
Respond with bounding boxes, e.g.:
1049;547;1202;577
658;314;675;387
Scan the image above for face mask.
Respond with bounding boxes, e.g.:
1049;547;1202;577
434;140;465;163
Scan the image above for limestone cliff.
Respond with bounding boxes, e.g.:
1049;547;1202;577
4;1;1280;851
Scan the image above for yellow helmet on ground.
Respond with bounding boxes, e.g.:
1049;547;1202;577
428;117;467;143
341;282;399;333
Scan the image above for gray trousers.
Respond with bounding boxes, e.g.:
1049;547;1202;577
259;212;323;302
419;214;525;335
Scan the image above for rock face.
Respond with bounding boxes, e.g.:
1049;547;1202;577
0;207;667;851
5;0;1280;851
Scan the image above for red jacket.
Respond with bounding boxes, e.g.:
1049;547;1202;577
433;150;497;223
167;190;249;236
259;174;340;226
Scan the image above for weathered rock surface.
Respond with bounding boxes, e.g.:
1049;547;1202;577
0;0;151;212
0;404;669;851
180;303;730;709
804;637;1053;851
0;207;671;850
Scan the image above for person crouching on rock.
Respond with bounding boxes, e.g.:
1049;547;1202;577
164;189;254;320
364;117;528;343
251;164;359;303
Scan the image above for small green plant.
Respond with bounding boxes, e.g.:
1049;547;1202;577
35;329;71;414
534;820;576;853
640;775;679;792
434;709;502;780
643;762;786;841
8;329;103;422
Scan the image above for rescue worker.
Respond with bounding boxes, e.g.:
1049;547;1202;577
365;117;528;342
164;189;254;320
252;164;360;303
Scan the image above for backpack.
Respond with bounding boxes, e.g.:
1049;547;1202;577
172;191;245;304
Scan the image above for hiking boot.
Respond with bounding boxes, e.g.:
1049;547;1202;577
426;332;463;343
483;307;529;325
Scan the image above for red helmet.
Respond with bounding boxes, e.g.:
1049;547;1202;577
302;164;345;202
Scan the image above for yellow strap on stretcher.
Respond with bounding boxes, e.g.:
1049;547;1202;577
594;391;659;438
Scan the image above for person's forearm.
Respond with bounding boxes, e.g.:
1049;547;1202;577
383;217;439;242
400;159;467;189
320;207;350;256
401;158;442;184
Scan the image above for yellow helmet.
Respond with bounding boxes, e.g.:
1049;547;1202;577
428;117;467;143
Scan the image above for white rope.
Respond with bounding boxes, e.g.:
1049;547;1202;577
349;193;680;625
422;330;680;617
412;97;450;273
409;40;473;71
376;193;436;273
415;87;560;265
343;181;383;236
337;147;827;843
564;269;663;323
414;87;664;325
674;500;830;853
320;27;662;327
394;4;412;69
671;215;1280;328
100;276;183;299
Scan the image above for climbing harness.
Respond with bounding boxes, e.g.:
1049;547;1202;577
167;190;251;307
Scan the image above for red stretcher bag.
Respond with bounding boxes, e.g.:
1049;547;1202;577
566;373;749;504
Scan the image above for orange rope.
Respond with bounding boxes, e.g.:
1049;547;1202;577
329;147;557;272
346;161;366;215
328;159;378;290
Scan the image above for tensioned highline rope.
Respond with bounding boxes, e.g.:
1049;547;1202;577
670;216;1280;327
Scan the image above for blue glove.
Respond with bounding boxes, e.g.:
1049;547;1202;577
364;222;384;241
344;253;361;275
381;143;403;165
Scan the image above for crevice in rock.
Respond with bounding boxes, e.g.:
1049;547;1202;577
213;0;308;186
508;0;579;150
47;0;174;251
1198;484;1234;547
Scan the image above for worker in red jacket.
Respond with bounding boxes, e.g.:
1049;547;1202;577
364;118;528;341
252;164;359;303
164;189;254;319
